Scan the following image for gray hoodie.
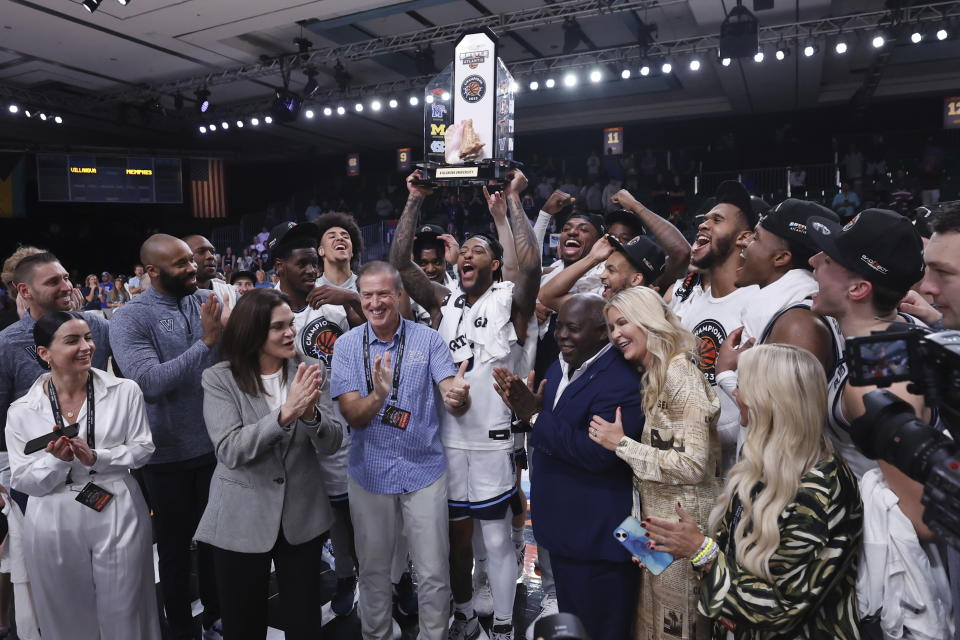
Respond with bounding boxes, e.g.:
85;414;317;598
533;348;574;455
109;286;217;464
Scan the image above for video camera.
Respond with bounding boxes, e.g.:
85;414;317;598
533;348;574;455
845;327;960;547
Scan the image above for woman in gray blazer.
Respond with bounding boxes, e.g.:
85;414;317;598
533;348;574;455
196;288;343;640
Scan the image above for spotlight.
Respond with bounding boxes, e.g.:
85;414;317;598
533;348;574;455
425;95;434;104
54;116;63;124
305;109;315;119
195;88;211;114
835;39;848;54
272;88;302;122
872;34;885;48
621;69;631;79
661;61;672;74
198;126;207;134
389;99;398;108
545;78;556;88
509;81;519;92
7;104;18;114
937;28;948;40
250;117;260;126
24;110;31;118
371;100;381;111
753;50;764;62
529;80;540;91
236;120;243;128
563;73;577;87
689;58;701;71
82;0;102;12
775;48;786;61
803;43;817;57
264;116;273;124
209;124;217;131
589;69;602;83
336;106;346;115
911;30;923;44
39;113;47;121
409;96;419;106
323;107;333;116
354;103;363;112
221;121;229;129
441;91;451;101
640;64;650;76
721;57;731;67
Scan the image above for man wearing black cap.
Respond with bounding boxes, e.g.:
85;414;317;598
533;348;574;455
267;221;361;616
716;199;842;379
807;209;944;634
409;224;460;326
667;180;768;476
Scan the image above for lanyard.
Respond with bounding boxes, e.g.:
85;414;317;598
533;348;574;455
363;320;406;402
48;375;96;448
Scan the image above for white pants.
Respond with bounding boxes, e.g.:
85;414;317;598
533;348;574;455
24;472;160;640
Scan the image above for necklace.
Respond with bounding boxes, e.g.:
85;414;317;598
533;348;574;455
66;410;74;419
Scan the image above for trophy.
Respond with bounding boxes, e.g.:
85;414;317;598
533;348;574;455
416;28;520;186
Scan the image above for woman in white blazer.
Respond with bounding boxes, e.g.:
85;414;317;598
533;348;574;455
195;287;343;640
5;311;160;640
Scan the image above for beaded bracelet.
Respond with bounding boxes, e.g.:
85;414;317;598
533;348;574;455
691;537;719;569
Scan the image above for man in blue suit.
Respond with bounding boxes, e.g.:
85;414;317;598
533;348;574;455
494;293;644;640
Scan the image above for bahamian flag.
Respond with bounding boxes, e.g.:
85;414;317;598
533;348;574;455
0;153;25;218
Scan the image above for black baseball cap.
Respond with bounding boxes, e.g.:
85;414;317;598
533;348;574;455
604;210;644;237
760;199;839;264
229;270;256;285
715;180;770;228
562;212;605;236
415;223;445;239
608;234;666;283
807;208;925;292
265;221;320;262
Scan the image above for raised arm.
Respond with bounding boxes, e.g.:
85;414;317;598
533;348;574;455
388;172;448;326
611;189;691;288
485;186;519;284
504;171;542;337
538;236;613;311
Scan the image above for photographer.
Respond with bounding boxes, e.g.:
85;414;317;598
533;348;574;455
807;209;952;637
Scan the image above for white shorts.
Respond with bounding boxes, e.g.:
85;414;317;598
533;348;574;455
446;447;517;521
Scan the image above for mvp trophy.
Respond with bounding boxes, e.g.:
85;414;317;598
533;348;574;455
416;28;519;186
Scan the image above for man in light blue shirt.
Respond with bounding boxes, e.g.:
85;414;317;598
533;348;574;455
331;260;468;640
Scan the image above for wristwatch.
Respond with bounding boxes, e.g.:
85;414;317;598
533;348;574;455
527;412;540;427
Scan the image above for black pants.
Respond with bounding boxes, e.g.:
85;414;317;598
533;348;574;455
550;552;639;640
142;457;220;639
212;529;327;640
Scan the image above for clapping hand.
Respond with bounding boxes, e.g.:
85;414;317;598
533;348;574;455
371;352;394;401
279;363;322;426
200;293;223;348
444;361;471;411
492;368;544;423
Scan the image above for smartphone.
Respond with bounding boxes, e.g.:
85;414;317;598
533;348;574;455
613;515;675;575
24;423;80;455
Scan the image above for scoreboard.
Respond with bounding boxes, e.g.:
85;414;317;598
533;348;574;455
37;154;183;203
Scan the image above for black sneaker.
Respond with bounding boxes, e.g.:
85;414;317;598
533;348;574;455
393;571;418;616
331;575;357;617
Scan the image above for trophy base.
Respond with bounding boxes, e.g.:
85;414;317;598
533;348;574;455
415;159;521;188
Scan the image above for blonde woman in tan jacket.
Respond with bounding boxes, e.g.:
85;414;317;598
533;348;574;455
589;286;720;640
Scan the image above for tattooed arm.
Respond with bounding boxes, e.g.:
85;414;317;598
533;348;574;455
504;171;542;341
485;186;520;283
610;188;691;289
388;172;449;327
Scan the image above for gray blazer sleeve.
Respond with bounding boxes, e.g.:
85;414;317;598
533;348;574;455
307;375;343;456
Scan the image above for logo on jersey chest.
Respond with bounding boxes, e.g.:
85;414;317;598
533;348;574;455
693;319;727;384
159;318;174;332
24;345;44;367
300;317;344;364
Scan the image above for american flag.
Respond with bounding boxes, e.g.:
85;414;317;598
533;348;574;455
190;157;226;218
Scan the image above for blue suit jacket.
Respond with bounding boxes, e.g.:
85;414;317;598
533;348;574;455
531;347;644;563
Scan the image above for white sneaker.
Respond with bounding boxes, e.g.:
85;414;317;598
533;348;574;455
524;593;558;640
473;566;494;617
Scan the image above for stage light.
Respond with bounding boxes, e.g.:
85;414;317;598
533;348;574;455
911;30;923;43
209;124;217;131
23;110;31;118
354;103;363;112
529;80;539;91
389;99;398;108
661;61;672;74
250;117;260;126
689;58;701;71
236;120;243;128
425;95;434;104
721;57;731;67
54;116;63;124
264;116;273;124
441;91;451;101
7;105;18;114
589;69;602;83
640;64;650;76
39;113;47;121
509;81;519;92
409;96;419;106
937;28;948;40
195;88;211;114
305;109;315;119
753;50;764;62
371;100;381;111
872;34;885;48
775;48;786;61
198;126;207;134
621;69;631;79
117;0;131;5
221;121;229;129
83;0;102;12
804;44;815;57
545;78;556;88
835;39;848;54
563;73;577;87
323;107;333;116
337;106;346;115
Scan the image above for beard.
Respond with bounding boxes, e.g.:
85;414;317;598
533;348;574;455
157;268;197;298
691;233;736;270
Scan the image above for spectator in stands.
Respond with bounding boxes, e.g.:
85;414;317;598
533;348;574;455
558;176;579;199
842;143;864;189
640;147;658;181
254;269;272;288
128;264;146;296
919;158;943;206
254;226;270;253
230;270;256;296
788;165;807;196
109;275;131;307
831;182;860;222
99;272;114;295
220;247;236;273
375;190;394;220
82;274;104;311
586;150;601;180
238;248;255;272
305;198;323;222
584;180;604;212
669;174;687;218
601;178;622;213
